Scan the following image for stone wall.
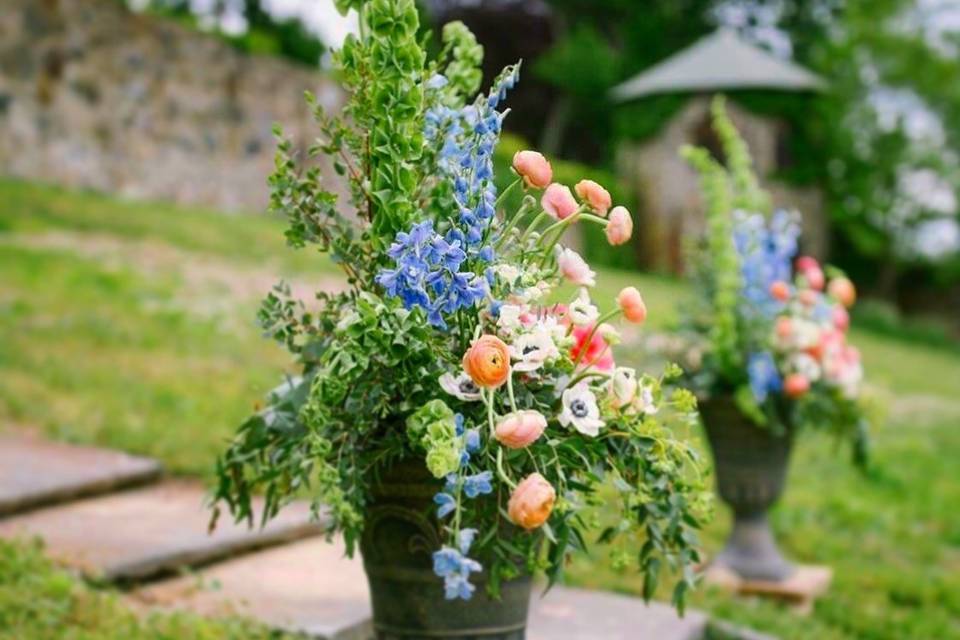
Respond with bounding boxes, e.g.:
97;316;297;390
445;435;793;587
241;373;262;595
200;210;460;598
0;0;343;212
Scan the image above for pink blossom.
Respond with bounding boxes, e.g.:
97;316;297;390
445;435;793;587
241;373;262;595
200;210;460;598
833;305;850;331
828;277;856;308
574;179;612;216
605;206;633;245
495;410;547;449
571;324;615;371
784;373;810;398
617;287;647;324
541;183;579;220
557;248;596;287
512;150;553;189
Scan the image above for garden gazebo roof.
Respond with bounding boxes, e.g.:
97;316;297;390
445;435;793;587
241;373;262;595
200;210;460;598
611;29;825;102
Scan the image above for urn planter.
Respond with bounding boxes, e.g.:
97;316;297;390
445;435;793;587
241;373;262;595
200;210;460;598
360;459;533;639
699;396;796;582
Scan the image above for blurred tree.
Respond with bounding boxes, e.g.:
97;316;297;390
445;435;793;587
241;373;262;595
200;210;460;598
143;0;325;66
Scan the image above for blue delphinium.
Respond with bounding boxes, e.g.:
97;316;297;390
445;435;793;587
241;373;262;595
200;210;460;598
432;529;483;600
378;65;520;329
375;220;487;329
733;209;800;318
748;351;782;402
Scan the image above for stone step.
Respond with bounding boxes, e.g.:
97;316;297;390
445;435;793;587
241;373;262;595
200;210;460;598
132;536;710;640
0;479;326;582
0;433;162;516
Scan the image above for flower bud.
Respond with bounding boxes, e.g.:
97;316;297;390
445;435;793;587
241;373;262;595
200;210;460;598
617;287;647;324
574;179;612;216
828;276;856;308
541;183;579;220
512;150;553;189
605;206;633;245
495;410;547;449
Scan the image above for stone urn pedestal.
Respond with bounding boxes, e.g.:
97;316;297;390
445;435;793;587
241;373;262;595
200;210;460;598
360;459;532;639
699;396;795;582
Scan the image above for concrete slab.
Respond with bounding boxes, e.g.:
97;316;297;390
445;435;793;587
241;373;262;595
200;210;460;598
134;537;372;640
0;480;326;581
0;433;162;516
134;537;709;640
529;586;708;640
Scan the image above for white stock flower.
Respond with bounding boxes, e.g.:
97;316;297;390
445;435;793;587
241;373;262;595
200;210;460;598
789;353;822;382
439;372;483;401
559;383;605;437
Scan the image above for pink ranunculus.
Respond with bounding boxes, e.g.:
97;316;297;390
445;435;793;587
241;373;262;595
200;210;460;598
495;410;547;449
617;286;647;324
571;324;615;371
796;256;825;291
833;305;850;332
507;472;556;530
775;316;793;340
541;183;579;220
605;206;633;245
512;150;553;189
557;248;596;287
574;179;612;216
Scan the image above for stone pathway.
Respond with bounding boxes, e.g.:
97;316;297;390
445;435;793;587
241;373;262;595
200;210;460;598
0;434;773;639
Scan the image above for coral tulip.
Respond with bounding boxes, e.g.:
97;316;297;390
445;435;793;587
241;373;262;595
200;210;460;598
769;280;790;302
828;277;856;308
784;373;810;398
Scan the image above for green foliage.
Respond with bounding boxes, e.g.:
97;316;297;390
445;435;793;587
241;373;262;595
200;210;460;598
439;21;484;103
0;538;282;640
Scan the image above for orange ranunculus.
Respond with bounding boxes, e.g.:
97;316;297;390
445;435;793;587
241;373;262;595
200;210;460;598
769;280;790;302
462;334;511;389
507;472;556;530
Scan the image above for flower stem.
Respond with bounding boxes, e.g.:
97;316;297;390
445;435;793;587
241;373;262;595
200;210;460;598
506;372;518;413
495;177;522;209
496;447;516;489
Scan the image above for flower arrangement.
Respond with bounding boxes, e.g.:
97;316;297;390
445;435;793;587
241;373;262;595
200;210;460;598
676;97;869;456
210;0;708;613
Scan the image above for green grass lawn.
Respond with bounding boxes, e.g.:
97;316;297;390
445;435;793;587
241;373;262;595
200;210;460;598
2;178;959;639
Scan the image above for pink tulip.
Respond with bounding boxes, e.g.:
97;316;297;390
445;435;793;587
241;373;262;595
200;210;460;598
557;248;596;287
541;183;579;220
605;206;633;245
495;410;547;449
512;150;553;189
574;179;612;216
508;473;556;530
617;287;647;324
